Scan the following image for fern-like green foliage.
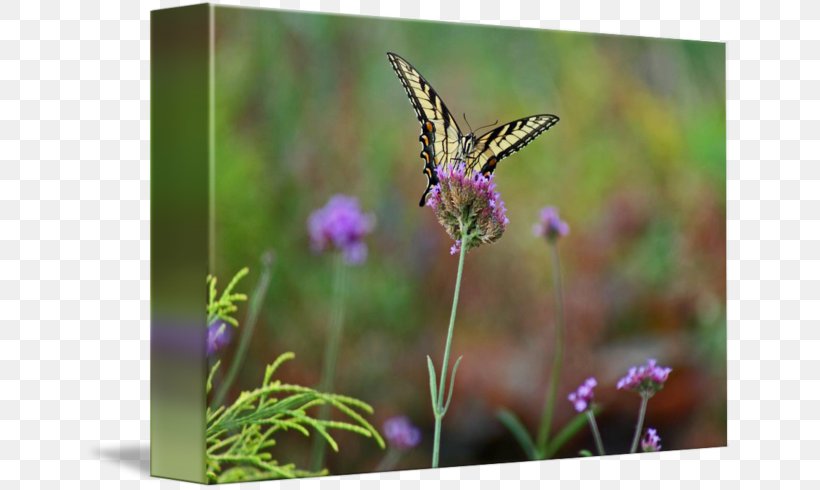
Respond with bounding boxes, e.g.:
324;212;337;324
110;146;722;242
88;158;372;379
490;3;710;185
206;352;385;483
207;267;249;327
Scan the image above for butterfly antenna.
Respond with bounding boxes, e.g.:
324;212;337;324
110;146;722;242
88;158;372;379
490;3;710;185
473;119;500;134
463;113;473;134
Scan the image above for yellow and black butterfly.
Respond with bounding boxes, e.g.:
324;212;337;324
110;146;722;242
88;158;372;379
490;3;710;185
387;52;560;206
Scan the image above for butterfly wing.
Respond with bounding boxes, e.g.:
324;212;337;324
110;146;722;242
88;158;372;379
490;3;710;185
467;114;560;176
387;52;464;205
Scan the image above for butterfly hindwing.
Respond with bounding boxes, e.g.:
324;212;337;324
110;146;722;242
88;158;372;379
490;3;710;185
468;114;560;176
387;52;464;205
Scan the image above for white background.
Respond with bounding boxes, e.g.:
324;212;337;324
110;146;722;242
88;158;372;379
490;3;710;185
0;0;816;488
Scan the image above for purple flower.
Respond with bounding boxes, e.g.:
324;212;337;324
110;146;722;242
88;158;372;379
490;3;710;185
207;320;232;356
449;240;462;256
567;377;597;412
641;428;661;452
427;162;509;254
533;206;569;242
383;416;421;450
616;359;672;396
308;195;375;265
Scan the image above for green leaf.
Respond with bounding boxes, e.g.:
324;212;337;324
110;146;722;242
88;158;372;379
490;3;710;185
324;396;386;449
320;419;375;438
222;267;250;299
442;355;463;415
207;380;384;474
497;408;538;460
300;418;340;452
207;360;221;395
266;352;294;384
317;391;374;414
578;449;594;457
207;406;226;426
426;355;438;413
270;419;309;437
544;406;601;459
205;273;383;483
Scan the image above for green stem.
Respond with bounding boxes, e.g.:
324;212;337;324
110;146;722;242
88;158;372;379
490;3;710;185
432;416;443;468
212;253;274;409
310;253;348;471
586;410;606;456
375;447;403;472
629;393;650;453
537;241;565;455
431;229;468;468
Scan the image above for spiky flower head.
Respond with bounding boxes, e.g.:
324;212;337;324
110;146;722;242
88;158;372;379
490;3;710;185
568;377;597;413
383;416;421;450
533;206;569;242
206;320;232;356
641;428;662;452
426;162;509;255
616;358;672;397
308;195;375;265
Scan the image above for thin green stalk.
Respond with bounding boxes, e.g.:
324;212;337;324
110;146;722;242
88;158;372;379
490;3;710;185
629;393;650;453
431;228;468;468
212;253;274;409
375;447;403;472
310;253;348;471
586;410;606;456
432;417;443;468
537;241;565;454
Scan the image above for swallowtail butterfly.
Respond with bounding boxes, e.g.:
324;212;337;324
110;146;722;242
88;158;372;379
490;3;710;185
387;52;559;206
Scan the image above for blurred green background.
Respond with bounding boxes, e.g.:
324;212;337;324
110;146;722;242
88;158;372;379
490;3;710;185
208;6;725;474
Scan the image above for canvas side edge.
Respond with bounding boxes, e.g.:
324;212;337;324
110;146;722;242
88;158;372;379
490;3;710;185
150;3;211;484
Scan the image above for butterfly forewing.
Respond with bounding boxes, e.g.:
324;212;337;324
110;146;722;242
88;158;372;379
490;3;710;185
387;52;465;204
468;114;560;175
386;52;463;163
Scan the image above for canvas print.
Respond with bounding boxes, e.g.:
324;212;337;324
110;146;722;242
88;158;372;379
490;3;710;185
151;4;726;484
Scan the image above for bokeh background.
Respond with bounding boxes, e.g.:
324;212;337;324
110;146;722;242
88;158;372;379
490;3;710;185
208;6;725;475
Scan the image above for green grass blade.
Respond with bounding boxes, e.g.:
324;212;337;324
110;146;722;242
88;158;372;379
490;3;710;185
497;408;538;460
442;355;463;414
426;355;439;412
544;406;600;459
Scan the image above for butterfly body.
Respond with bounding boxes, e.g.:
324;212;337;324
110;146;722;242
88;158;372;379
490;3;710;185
387;52;559;206
456;134;477;162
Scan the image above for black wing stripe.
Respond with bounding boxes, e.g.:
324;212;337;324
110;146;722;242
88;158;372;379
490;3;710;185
470;114;559;173
387;53;460;133
387;52;464;169
387;52;466;204
485;126;504;146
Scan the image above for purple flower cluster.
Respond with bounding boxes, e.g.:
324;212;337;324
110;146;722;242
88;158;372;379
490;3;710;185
568;360;672;454
383;416;421;450
568;377;597;413
641;428;661;452
449;239;462;256
207;320;232;356
427;162;509;254
533;206;569;242
308;195;375;265
616;359;672;396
